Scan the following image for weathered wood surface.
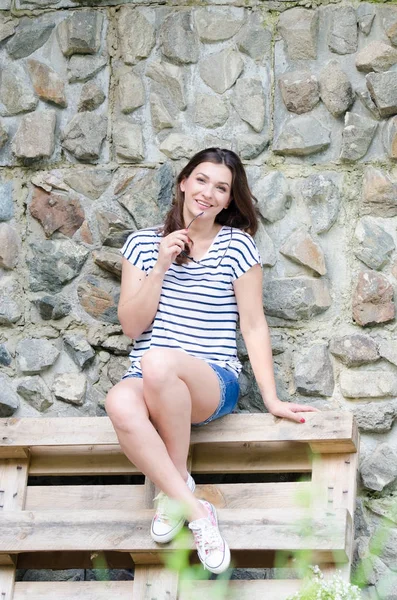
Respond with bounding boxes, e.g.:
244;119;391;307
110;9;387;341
0;508;351;561
132;566;178;600
12;579;303;600
0;412;358;454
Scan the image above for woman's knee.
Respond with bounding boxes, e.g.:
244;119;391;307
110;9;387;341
105;384;147;432
141;349;177;388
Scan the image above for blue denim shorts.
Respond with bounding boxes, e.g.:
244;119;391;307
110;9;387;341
123;362;239;427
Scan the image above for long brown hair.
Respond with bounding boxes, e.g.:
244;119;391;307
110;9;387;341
162;148;258;264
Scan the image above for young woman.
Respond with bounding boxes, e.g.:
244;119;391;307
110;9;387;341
105;148;318;574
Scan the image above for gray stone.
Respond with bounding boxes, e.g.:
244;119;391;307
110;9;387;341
353;402;397;433
254;222;276;267
100;335;131;355
279;71;319;115
353;270;395;327
340;370;397;399
0;120;8;149
366;496;397;525
362;167;397;218
17;376;53;412
96;211;134;248
113;121;144;162
295;345;334;397
64;169;112;200
253;172;291;223
118;71;145;114
356;41;397;73
366;71;397;118
160;133;196;160
61;113;107;161
340;112;377;162
278;8;318;60
300;175;340;234
194;94;229;129
0;18;18;44
57;11;103;57
263;277;331;321
68;55;107;83
146;61;186;111
27;59;67;108
354;217;395;270
53;373;87;405
0;374;19;417
0;63;37;116
357;3;376;36
0;182;13;222
195;8;244;43
150;93;175;131
376;570;397;600
280;228;326;275
274;115;330;156
361;443;397;491
28;239;89;293
118;8;155;66
0;277;22;325
107;356;131;384
235;134;269;160
0;223;20;270
237;19;271;61
329;6;358;55
231;79;266;133
92;248;122;278
381;6;397;47
356;86;382;120
64;334;95;369
34;295;72;320
12;111;56;161
16;338;59;374
77;275;119;324
78;82;105;112
200;48;243;94
319;61;354;118
6;18;55;59
330;334;379;367
160;11;199;65
0;344;11;366
118;163;173;228
382;116;397;160
378;340;397;367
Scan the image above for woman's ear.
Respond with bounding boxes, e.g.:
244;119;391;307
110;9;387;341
180;178;186;193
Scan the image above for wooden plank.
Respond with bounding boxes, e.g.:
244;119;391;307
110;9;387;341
0;508;351;562
132;566;178;600
179;579;303;600
13;580;303;600
0;412;358;453
0;448;29;459
29;442;312;476
0;458;29;600
14;581;134;600
25;482;312;511
0;555;16;566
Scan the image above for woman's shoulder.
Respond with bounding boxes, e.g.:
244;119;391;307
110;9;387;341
124;226;162;245
229;227;257;247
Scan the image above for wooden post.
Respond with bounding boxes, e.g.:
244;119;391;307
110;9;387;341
0;458;30;600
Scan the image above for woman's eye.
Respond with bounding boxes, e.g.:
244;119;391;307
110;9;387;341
197;177;205;183
217;187;226;192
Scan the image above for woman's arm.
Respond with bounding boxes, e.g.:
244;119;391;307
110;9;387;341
118;228;190;339
233;265;319;423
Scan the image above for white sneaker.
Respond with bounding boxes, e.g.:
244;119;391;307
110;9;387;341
151;473;196;544
188;500;231;574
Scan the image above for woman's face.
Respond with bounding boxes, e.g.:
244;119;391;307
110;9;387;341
180;162;232;224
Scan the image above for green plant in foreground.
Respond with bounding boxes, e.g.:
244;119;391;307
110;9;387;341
286;566;363;600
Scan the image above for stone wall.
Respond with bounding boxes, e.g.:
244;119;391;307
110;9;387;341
0;0;397;594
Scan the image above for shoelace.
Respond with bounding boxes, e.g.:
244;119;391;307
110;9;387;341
153;491;172;525
190;518;223;570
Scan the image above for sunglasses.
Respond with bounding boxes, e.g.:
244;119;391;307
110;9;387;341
180;212;232;268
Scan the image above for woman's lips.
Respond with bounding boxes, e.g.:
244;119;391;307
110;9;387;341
195;199;212;209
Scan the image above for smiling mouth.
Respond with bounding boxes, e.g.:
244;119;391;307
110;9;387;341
195;199;212;208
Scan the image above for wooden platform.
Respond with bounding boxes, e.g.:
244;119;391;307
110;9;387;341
0;412;359;600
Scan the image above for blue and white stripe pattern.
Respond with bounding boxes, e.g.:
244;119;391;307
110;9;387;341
120;225;261;377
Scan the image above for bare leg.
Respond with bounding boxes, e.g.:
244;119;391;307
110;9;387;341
106;351;221;521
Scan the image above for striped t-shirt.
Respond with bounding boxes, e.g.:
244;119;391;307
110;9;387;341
120;225;261;377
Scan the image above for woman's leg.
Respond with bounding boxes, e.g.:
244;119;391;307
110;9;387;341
106;351;221;521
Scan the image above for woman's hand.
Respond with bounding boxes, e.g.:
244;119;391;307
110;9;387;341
267;399;320;424
155;229;190;274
